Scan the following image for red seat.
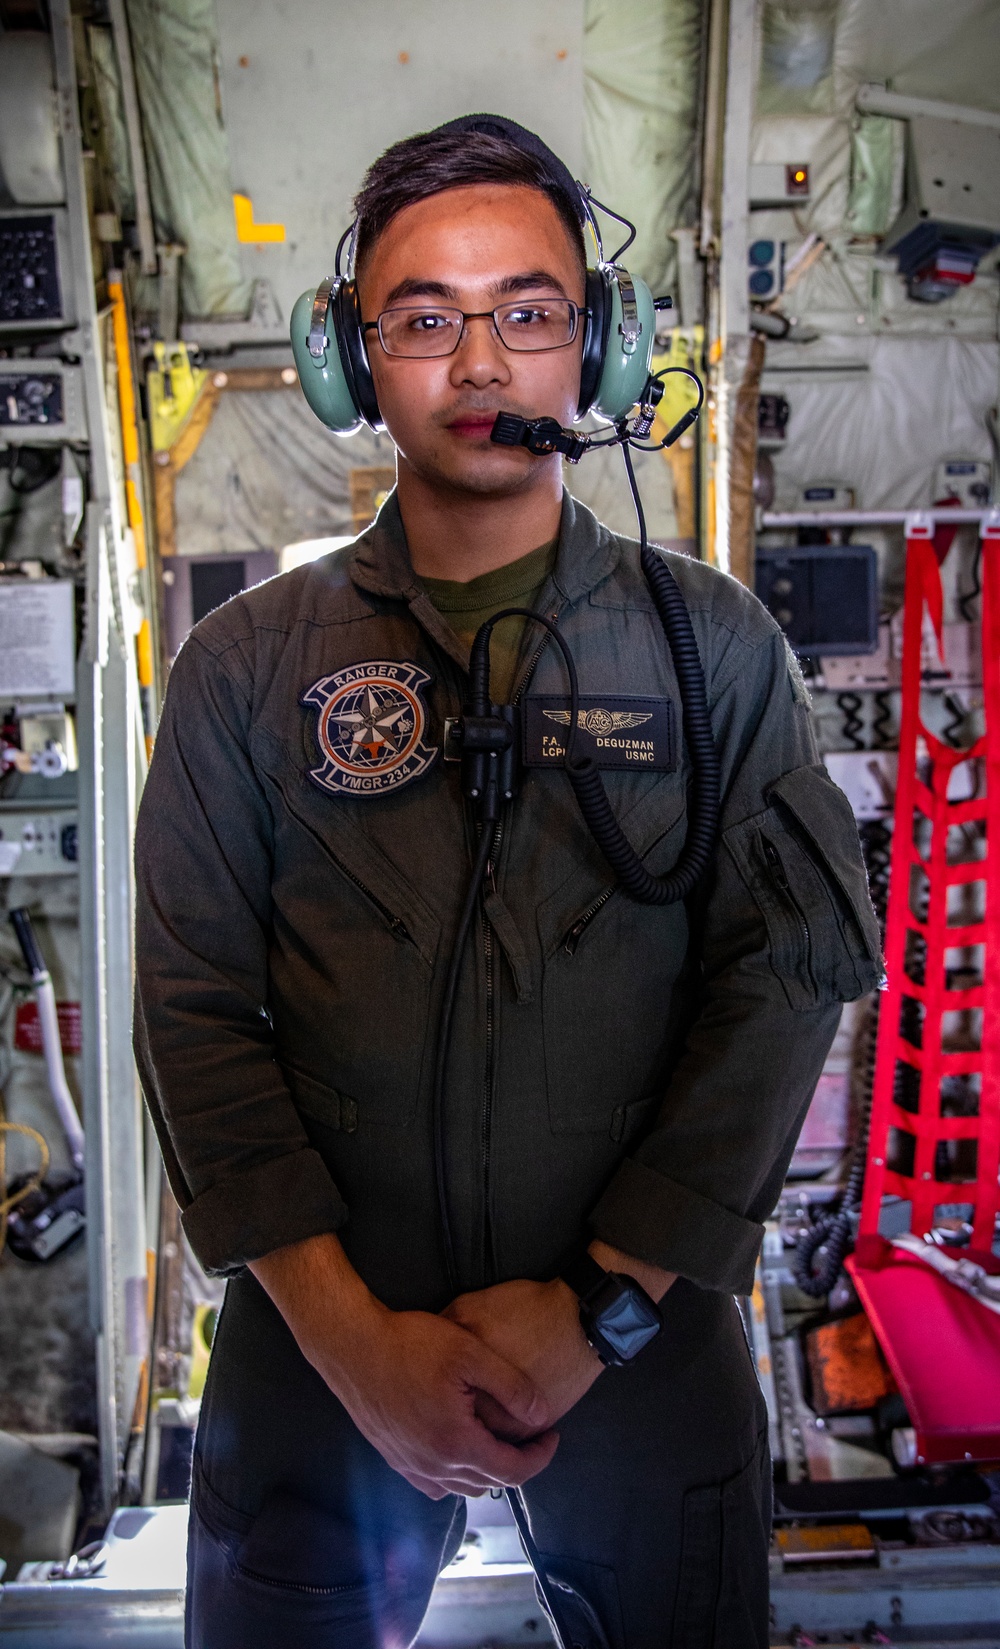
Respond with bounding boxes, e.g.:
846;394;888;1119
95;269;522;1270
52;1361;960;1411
848;1241;1000;1465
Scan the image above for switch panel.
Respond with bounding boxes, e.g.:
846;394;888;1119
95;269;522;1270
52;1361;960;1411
0;363;85;442
0;809;78;876
0;208;72;331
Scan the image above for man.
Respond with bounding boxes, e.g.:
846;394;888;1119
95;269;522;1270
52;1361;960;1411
134;118;882;1648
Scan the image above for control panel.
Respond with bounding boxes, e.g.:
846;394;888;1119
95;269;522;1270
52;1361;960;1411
0;208;71;330
0;363;85;442
756;544;879;656
0;809;78;876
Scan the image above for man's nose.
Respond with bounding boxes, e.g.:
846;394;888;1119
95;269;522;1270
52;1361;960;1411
448;315;512;388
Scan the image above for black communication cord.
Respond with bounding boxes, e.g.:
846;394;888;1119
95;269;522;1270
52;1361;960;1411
434;373;715;1647
431;822;494;1290
506;1484;612;1649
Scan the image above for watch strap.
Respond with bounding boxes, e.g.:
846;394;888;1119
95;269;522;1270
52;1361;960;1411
560;1251;608;1301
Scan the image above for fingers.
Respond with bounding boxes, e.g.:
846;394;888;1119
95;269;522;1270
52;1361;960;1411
401;1472;450;1500
457;1423;561;1489
401;1468;502;1499
461;1339;552;1433
442;1295;478;1329
475;1389;535;1442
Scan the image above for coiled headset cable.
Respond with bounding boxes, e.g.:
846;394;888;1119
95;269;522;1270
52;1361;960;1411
484;368;719;903
435;371;717;1287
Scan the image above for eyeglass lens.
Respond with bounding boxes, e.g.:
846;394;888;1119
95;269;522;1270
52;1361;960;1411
377;300;578;358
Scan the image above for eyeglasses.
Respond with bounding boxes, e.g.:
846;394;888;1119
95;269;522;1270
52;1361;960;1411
364;299;586;359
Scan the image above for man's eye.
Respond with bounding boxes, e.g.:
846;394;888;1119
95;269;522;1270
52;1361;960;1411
506;307;549;326
410;312;451;331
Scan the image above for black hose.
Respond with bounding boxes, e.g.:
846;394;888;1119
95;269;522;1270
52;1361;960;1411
837;692;865;751
959;539;982;624
793;1105;872;1299
794;824;888;1298
793;1208;854;1299
872;692;894;751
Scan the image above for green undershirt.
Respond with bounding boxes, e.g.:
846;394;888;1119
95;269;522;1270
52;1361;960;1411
420;538;557;703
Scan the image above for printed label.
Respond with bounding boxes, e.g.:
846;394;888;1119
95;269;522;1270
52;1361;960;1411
522;696;676;771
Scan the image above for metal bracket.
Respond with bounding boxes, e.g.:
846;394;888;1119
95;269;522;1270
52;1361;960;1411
308;277;337;359
615;268;641;353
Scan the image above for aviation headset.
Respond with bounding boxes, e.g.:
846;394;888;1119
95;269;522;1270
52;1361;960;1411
289;112;657;436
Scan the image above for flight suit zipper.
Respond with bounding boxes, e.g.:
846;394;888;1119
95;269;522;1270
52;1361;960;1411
235;1564;364;1597
563;887;616;954
480;854;498;1281
762;836;813;982
330;856;413;944
479;611;560;1284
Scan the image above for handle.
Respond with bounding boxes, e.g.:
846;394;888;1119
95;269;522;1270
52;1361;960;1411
8;908;85;1170
10;907;47;978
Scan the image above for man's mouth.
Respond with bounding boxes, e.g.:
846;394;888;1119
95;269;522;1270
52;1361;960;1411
445;413;500;439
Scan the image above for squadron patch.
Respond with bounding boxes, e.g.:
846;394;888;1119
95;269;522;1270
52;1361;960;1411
523;695;676;771
302;660;437;797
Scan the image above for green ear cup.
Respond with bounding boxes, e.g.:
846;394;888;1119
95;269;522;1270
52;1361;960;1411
292;269;654;434
290;286;365;435
589;270;656;425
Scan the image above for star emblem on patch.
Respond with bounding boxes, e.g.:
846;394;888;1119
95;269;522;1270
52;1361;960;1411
301;661;437;797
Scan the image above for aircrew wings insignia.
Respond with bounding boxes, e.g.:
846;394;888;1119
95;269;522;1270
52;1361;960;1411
543;708;654;737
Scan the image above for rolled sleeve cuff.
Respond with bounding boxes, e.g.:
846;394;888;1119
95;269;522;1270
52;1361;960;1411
589;1157;763;1295
180;1148;349;1277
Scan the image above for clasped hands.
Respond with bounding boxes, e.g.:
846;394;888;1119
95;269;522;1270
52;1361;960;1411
252;1232;672;1504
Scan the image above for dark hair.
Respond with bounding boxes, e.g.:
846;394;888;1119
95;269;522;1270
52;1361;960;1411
352;129;587;276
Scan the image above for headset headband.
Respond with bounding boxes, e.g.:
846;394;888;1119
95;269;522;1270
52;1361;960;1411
432;115;639;267
330;113;635;282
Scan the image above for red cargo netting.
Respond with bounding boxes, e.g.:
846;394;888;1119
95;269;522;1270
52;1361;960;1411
847;510;1000;1467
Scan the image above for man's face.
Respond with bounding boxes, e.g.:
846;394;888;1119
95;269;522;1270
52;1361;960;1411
357;184;585;497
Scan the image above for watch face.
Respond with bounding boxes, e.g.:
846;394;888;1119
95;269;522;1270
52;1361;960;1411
591;1277;661;1362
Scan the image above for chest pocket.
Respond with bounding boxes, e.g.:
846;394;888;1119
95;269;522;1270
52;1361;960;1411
538;773;691;1134
724;763;883;1012
253;723;445;1128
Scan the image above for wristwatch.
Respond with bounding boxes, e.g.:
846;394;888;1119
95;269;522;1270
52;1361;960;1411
560;1252;663;1367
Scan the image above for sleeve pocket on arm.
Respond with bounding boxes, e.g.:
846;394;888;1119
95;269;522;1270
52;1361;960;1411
724;763;884;1012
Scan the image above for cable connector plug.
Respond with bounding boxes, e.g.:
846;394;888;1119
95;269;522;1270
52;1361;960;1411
490;413;591;464
662;407;699;448
630;375;665;440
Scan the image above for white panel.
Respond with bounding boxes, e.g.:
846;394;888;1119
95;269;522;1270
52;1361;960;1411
761;334;1000;512
213;0;584;325
0;582;76;698
0;32;63;205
